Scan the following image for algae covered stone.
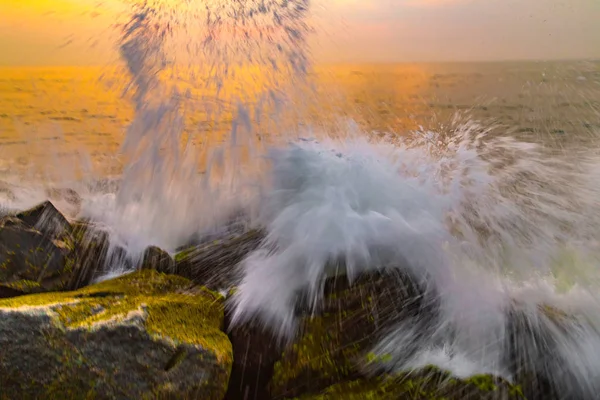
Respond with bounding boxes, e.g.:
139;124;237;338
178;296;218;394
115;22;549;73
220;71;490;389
16;200;72;241
271;270;435;398
173;229;263;290
0;270;232;399
0;216;73;295
296;366;524;400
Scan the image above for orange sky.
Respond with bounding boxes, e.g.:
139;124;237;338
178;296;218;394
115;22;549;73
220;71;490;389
0;0;599;66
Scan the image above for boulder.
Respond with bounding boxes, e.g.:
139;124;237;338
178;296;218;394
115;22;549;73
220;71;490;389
67;219;137;291
173;229;264;290
270;269;436;399
223;316;284;400
141;246;175;274
16;200;72;241
296;366;524;400
0;270;232;399
0;201;121;295
0;216;74;295
66;220;114;290
504;302;594;400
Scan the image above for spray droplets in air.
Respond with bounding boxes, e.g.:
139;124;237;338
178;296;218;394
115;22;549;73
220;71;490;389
86;1;600;398
87;0;315;253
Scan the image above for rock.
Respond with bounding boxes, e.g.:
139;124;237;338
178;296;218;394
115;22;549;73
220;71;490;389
0;285;26;299
16;200;72;241
0;216;74;295
223;316;284;400
68;221;109;288
141;246;175;274
173;229;264;290
504;302;592;400
0;270;232;399
295;366;524;400
67;221;132;291
270;270;436;399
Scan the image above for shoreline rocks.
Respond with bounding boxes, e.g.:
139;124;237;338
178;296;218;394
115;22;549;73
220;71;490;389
0;215;75;296
0;270;232;399
1;200;579;399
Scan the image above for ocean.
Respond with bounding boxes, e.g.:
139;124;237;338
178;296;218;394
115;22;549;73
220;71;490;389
1;61;599;183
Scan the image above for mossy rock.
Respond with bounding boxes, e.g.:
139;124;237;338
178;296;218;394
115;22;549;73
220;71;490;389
270;270;437;398
0;217;74;295
505;301;586;400
0;270;232;399
66;220;134;291
16;200;72;241
66;221;113;290
173;229;264;290
295;366;525;400
141;246;175;274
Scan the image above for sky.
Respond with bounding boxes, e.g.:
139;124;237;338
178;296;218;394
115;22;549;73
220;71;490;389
0;0;599;66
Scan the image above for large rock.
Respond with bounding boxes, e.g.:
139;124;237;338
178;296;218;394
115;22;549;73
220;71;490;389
505;302;598;400
16;200;72;241
223;316;284;400
0;270;232;399
0;201;121;295
173;229;264;290
296;366;524;400
0;216;74;296
66;220;114;290
270;269;436;399
141;246;176;274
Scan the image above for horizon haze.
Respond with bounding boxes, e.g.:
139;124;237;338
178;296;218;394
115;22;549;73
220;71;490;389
0;0;599;66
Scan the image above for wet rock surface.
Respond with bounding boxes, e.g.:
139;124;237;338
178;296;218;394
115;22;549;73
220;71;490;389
15;200;72;240
1;200;585;400
223;317;284;400
0;215;73;295
173;229;264;291
141;245;176;274
505;303;593;400
270;270;439;399
295;366;524;400
0;270;232;400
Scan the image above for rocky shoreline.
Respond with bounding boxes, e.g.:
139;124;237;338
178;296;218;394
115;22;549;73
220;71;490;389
0;201;575;399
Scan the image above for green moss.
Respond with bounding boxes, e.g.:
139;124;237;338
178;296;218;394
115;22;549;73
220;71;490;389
465;374;497;391
0;270;233;399
174;247;195;263
2;279;41;291
296;366;524;400
271;279;399;397
0;270;232;363
272;314;359;392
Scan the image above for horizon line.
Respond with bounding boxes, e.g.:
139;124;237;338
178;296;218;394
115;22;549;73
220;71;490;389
1;57;599;69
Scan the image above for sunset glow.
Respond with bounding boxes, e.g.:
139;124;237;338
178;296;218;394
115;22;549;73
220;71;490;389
0;0;599;65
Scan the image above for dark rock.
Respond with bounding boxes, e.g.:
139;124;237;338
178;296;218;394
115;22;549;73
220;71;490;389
270;269;437;399
0;285;25;299
0;270;232;400
173;229;264;290
505;303;595;400
141;246;175;274
66;221;111;290
224;312;284;400
16;200;71;240
0;217;73;294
